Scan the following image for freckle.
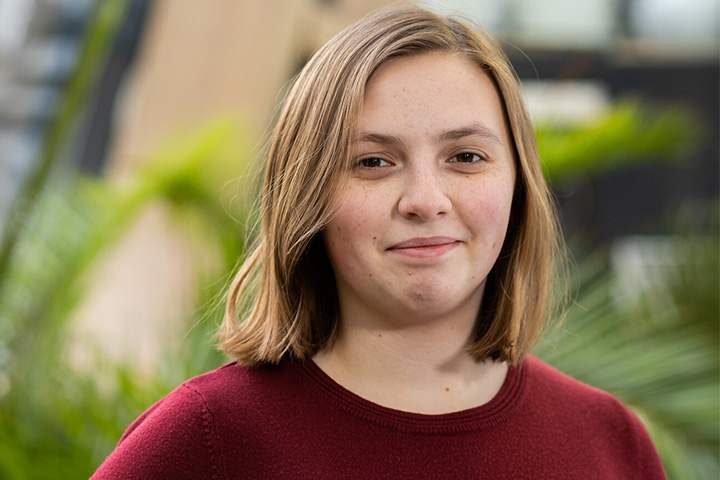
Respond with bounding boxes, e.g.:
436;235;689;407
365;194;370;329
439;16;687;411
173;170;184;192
373;236;377;240
445;387;450;392
378;334;382;337
369;274;373;277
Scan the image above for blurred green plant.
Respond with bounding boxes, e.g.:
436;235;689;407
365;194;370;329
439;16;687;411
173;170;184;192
535;228;719;479
534;100;718;478
0;119;254;478
535;99;703;181
0;0;131;294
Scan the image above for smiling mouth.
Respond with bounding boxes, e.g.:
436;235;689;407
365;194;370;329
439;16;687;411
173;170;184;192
387;236;460;258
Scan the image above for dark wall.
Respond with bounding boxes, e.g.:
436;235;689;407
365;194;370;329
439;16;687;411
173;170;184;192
509;49;719;243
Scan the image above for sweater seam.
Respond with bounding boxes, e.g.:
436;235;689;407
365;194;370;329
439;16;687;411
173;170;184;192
181;384;227;480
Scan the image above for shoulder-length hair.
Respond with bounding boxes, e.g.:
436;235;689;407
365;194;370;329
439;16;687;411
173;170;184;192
218;5;564;365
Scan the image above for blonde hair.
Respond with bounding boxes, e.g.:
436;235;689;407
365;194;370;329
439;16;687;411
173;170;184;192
218;5;564;365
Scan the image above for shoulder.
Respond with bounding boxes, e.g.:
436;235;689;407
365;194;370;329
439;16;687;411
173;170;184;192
92;361;304;479
522;354;615;401
522;355;637;421
520;355;665;476
92;362;250;480
180;360;305;421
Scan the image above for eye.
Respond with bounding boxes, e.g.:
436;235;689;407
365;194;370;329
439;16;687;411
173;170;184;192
356;157;392;168
449;152;482;163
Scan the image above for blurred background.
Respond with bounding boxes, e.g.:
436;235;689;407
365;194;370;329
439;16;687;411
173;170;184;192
0;0;717;478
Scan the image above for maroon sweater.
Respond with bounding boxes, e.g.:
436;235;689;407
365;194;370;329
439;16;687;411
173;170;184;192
91;355;666;479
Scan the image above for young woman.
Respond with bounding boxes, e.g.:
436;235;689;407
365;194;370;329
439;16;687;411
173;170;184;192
93;5;666;479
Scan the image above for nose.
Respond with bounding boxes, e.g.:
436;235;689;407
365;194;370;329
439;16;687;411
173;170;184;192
397;167;452;221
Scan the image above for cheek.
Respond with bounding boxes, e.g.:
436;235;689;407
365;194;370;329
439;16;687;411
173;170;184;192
321;188;376;271
325;191;369;244
465;179;515;230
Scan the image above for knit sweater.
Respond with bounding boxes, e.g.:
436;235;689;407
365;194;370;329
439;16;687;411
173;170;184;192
91;355;666;479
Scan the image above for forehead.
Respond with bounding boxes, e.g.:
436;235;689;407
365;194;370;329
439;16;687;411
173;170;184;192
355;52;510;145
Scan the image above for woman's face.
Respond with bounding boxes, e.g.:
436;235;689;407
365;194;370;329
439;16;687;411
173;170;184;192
322;52;516;328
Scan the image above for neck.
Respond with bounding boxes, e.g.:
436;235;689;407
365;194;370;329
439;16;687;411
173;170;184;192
313;312;508;414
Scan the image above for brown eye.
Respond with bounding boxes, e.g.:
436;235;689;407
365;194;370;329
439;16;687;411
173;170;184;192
451;152;481;163
357;157;390;168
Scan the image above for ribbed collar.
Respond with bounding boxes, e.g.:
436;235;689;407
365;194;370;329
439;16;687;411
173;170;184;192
296;356;527;434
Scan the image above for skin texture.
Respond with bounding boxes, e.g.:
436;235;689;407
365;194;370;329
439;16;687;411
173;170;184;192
316;52;516;414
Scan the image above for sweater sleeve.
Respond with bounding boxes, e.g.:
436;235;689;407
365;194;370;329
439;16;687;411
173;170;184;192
91;384;224;480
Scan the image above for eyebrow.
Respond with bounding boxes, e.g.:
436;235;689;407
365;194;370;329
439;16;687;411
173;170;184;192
438;124;503;146
354;123;504;147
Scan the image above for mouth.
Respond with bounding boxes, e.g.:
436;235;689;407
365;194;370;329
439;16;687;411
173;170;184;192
389;236;458;249
387;236;460;258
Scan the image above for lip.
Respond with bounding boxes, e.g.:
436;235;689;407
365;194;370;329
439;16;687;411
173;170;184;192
387;236;460;258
